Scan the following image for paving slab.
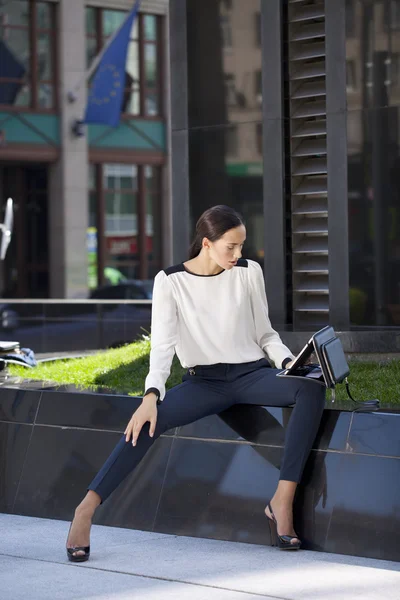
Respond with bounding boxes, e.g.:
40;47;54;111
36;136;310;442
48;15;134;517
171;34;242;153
0;514;399;600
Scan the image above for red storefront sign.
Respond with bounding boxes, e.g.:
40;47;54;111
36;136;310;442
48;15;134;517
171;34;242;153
106;236;153;255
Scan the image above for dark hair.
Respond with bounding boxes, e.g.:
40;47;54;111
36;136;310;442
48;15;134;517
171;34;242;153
188;205;245;259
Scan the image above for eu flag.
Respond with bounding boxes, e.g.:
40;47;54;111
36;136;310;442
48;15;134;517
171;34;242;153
84;0;141;127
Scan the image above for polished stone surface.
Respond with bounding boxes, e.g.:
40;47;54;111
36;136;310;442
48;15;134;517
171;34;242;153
0;388;41;423
13;425;173;531
325;453;400;562
0;422;32;512
348;411;400;457
1;383;400;562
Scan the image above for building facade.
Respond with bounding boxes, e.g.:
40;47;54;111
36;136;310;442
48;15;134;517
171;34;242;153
1;0;400;334
170;0;400;331
0;0;170;299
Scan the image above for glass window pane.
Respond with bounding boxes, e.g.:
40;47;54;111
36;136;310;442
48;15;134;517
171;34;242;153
89;192;97;228
14;84;30;106
105;193;137;234
144;166;161;278
126;40;139;84
89;164;96;190
145;90;158;116
103;10;127;38
37;2;51;29
103;164;138;190
37;33;52;80
0;1;29;28
122;87;140;115
86;7;96;35
144;165;156;190
1;29;30;74
37;83;53;108
145;44;157;87
120;193;135;214
144;15;157;41
144;90;159;117
86;37;97;69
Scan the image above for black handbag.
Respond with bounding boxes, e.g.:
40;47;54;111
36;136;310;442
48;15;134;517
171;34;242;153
280;326;380;410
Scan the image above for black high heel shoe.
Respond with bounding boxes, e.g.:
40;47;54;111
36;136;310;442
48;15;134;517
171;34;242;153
66;523;90;562
265;502;301;551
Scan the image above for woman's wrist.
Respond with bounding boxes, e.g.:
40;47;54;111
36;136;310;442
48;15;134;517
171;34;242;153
143;393;158;403
143;387;161;404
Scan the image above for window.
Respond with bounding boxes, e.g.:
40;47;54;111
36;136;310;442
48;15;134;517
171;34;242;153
89;163;162;286
255;70;262;105
345;0;355;37
0;0;56;109
220;15;232;48
384;0;400;30
255;12;261;46
256;122;263;155
226;125;238;156
86;8;162;117
346;60;356;92
224;73;236;105
389;54;400;87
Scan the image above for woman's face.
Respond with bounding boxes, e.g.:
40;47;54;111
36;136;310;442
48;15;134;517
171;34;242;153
204;225;246;270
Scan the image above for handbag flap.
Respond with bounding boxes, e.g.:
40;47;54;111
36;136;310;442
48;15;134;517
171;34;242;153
321;338;350;383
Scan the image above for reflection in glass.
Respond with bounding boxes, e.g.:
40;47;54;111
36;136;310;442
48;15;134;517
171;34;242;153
102;10;127;38
145;44;157;87
122;87;140;115
0;1;29;28
3;29;30;73
86;37;97;69
37;2;51;29
346;1;400;326
37;83;52;108
104;164;139;280
86;7;96;35
187;0;264;266
145;166;162;278
144;15;157;41
37;33;52;80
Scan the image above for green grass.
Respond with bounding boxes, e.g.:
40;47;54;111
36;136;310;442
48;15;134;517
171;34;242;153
8;338;400;409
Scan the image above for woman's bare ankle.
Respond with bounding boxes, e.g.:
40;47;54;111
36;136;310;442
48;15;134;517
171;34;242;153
75;491;101;520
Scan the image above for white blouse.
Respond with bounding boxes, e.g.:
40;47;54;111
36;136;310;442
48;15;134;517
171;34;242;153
144;259;294;400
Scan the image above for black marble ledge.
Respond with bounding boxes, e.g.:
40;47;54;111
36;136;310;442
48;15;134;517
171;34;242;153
0;388;41;423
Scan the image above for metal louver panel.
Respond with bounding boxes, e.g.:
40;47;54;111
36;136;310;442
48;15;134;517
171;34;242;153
291;79;326;99
287;1;328;327
292;158;327;176
290;23;325;42
292;100;326;118
290;42;326;60
290;41;325;61
291;61;325;80
293;178;327;195
292;139;327;156
291;3;325;22
293;217;328;234
292;197;328;216
292;120;326;137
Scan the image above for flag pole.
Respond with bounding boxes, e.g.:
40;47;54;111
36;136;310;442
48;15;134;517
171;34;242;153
67;0;141;103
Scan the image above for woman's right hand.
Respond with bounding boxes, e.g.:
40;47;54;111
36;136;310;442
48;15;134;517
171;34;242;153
124;393;158;446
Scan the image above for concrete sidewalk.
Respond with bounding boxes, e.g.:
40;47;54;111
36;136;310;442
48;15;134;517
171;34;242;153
1;514;399;600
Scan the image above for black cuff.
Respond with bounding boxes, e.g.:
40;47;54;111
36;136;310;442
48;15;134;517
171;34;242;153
281;357;293;369
144;387;161;405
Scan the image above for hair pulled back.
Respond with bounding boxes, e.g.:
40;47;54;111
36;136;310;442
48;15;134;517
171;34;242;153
188;205;245;260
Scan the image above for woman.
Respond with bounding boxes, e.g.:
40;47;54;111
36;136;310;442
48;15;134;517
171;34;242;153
66;205;326;561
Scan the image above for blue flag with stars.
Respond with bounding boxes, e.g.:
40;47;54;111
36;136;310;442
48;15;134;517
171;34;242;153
84;0;140;127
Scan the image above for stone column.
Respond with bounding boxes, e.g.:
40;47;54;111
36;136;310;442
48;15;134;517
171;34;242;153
49;0;88;298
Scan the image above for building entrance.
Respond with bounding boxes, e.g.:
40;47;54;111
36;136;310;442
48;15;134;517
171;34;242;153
0;164;49;298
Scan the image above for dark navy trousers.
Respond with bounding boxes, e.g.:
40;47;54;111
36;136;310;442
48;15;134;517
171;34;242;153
88;358;326;502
